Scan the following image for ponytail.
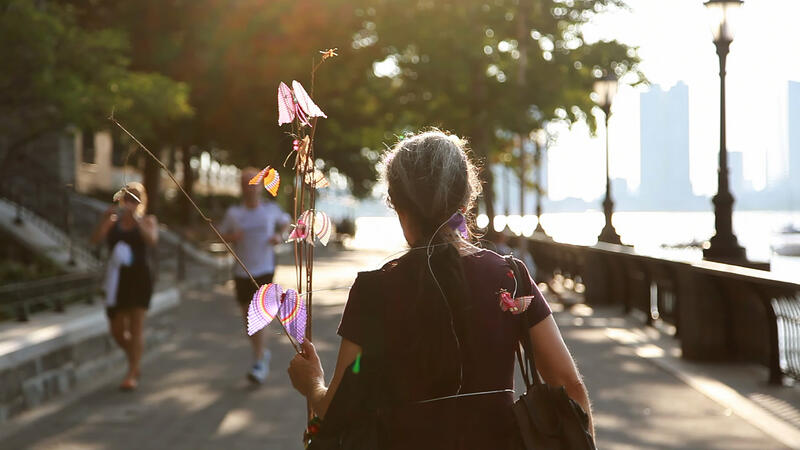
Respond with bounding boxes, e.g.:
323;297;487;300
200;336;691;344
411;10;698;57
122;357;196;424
382;129;482;397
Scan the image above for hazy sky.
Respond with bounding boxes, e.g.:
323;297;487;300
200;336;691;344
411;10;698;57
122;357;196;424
545;0;800;201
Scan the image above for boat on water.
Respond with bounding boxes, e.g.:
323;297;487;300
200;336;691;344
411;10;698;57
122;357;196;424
772;223;800;256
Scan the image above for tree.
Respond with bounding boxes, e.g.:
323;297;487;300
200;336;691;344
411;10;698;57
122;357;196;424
69;0;391;199
356;0;644;218
0;0;192;175
55;0;643;216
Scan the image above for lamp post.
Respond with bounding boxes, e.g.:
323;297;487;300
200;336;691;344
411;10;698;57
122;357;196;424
594;73;622;244
702;0;747;262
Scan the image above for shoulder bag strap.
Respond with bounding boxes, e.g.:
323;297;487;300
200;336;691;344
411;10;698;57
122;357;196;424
359;271;387;406
504;255;543;388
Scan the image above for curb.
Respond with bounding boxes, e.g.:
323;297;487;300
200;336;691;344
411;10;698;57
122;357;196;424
0;288;180;426
0;288;179;372
601;315;800;449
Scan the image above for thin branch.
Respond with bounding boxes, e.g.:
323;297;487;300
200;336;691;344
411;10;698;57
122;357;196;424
109;114;301;354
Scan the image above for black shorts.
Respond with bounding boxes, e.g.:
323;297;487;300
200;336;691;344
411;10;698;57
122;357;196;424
234;273;274;306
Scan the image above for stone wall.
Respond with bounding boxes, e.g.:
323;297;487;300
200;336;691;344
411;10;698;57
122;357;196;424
0;289;179;423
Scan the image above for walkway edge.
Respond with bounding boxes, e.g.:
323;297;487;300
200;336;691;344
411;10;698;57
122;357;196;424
604;321;800;449
0;288;179;370
0;288;179;426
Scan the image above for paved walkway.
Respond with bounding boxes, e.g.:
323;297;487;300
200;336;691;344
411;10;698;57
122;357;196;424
1;248;793;449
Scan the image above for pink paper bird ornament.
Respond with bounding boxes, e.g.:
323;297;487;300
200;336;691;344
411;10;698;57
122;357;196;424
277;81;327;127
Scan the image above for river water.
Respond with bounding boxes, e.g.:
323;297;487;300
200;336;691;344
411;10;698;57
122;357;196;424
349;210;800;282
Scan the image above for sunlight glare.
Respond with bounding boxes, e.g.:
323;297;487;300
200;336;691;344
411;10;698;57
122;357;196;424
506;214;522;235
476;213;490;229
493;215;507;232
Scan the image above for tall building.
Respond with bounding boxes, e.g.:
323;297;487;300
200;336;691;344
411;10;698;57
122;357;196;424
611;177;632;210
639;82;694;210
728;151;749;196
789;81;800;206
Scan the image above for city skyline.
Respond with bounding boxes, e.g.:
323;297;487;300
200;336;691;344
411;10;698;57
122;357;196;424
492;76;796;213
544;0;800;203
789;80;800;204
639;82;693;210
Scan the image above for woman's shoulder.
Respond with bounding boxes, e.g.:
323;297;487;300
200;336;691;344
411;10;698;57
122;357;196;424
469;247;504;260
365;247;514;274
338;266;393;344
465;247;515;267
345;257;408;297
351;247;521;285
353;259;400;284
462;247;534;281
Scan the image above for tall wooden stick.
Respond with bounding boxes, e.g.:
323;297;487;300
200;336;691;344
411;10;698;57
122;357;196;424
109;114;301;354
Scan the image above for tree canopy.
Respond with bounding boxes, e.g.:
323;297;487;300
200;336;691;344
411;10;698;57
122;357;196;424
0;0;191;156
4;0;643;213
358;0;644;216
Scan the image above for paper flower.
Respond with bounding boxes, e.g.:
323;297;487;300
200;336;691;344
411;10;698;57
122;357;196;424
249;166;280;197
304;169;330;189
287;219;309;242
499;289;532;315
247;283;306;343
287;135;311;169
447;211;468;239
287;210;332;246
320;48;338;60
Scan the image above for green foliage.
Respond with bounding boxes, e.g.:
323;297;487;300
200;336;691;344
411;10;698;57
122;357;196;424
0;230;62;284
343;0;644;213
0;0;191;150
111;72;193;141
0;259;62;285
4;0;643;206
68;0;394;196
363;0;644;137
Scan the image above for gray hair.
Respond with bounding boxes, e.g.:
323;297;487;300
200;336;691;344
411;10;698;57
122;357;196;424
382;129;481;232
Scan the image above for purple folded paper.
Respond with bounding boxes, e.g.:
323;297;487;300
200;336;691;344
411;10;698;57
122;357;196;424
447;212;469;240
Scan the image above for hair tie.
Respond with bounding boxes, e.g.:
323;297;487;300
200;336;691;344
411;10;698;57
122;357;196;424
447;211;469;240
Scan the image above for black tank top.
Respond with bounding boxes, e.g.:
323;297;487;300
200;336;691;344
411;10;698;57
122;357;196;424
106;219;153;308
107;220;149;269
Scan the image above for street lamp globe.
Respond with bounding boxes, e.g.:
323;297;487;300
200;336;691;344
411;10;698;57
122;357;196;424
593;73;619;114
704;0;743;43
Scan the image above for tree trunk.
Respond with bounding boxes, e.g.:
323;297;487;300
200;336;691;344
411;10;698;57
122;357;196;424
475;130;496;222
519;136;526;216
143;144;161;216
181;146;195;226
516;2;529;217
470;62;496;223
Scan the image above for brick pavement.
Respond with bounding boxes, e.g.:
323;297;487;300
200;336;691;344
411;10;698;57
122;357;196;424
1;249;789;449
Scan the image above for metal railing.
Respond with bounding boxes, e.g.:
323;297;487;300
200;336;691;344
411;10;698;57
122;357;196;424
0;150;101;268
0;150;230;321
527;236;800;385
773;295;800;381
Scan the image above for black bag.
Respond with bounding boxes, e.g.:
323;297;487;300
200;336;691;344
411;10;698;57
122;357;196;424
505;256;596;450
306;272;386;450
306;357;384;449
